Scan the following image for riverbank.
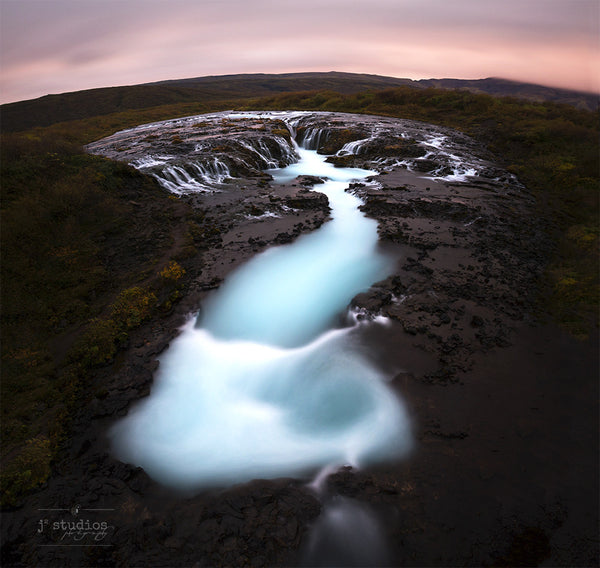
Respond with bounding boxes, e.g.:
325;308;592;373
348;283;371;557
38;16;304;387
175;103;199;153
2;112;598;567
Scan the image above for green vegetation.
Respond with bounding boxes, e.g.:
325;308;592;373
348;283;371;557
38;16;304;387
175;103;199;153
1;79;597;505
0;133;194;506
3;73;596;132
70;286;158;368
1;437;52;507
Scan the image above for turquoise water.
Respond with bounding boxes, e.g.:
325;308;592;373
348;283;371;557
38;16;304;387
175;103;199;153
201;147;389;347
111;146;411;489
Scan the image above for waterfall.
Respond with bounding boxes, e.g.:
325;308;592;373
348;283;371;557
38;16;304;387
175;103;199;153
148;135;299;193
155;159;232;194
237;136;299;170
336;137;372;156
86;110;517;194
298;127;329;151
110;130;412;490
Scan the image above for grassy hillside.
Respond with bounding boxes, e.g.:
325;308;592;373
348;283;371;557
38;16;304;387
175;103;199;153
0;85;218;132
418;77;598;111
151;73;600;111
0;134;197;505
0;72;412;132
1;83;598;506
2;72;596;133
150;71;414;95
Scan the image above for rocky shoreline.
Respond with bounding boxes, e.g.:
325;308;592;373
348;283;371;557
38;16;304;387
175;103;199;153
2;112;597;567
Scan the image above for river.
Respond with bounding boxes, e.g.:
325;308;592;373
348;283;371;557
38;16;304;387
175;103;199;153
110;131;411;490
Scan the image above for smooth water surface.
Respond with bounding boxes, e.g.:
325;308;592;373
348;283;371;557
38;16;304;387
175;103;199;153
201;148;389;347
111;146;411;489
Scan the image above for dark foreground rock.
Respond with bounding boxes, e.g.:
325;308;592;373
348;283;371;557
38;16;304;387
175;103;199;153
2;112;597;567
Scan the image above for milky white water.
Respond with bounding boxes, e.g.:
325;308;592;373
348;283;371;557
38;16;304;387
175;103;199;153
111;145;411;489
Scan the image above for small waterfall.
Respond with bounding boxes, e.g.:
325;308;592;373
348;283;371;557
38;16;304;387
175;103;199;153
237;135;299;170
336;137;372;156
298;127;329;151
192;157;231;182
145;135;300;194
254;139;279;169
155;158;232;194
130;155;174;168
155;165;212;194
151;134;299;193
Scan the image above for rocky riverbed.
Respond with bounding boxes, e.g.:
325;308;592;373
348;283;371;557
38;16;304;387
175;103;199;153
2;112;597;567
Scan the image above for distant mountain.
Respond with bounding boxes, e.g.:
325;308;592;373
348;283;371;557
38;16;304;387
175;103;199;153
147;71;416;95
151;72;598;111
416;77;598;110
1;72;597;132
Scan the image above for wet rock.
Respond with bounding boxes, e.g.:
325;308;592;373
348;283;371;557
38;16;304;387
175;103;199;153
274;232;293;244
284;190;329;211
351;289;391;312
412;159;442;172
295;124;368;154
325;155;356;167
297;175;325;186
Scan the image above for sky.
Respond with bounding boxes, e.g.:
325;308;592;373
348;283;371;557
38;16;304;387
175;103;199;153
1;0;599;104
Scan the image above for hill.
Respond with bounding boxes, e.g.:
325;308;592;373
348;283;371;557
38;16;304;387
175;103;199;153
418;77;599;110
1;72;597;133
159;73;599;111
148;71;414;95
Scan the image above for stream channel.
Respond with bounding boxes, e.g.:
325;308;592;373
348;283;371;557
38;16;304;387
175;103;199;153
111;135;411;488
110;127;412;565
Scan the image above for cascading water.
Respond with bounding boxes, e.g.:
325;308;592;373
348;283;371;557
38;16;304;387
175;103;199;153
110;125;412;489
336;138;372;156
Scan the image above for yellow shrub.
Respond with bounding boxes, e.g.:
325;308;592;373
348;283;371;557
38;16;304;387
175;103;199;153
159;260;185;282
1;436;52;506
110;287;157;330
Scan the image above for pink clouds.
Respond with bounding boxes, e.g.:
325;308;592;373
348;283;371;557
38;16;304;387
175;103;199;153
1;0;598;104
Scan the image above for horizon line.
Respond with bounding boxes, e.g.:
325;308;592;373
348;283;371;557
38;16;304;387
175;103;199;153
2;70;598;106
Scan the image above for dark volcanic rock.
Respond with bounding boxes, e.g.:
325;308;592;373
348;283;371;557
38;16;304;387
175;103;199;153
297;175;325;186
324;154;356;167
3;111;591;568
285;190;330;211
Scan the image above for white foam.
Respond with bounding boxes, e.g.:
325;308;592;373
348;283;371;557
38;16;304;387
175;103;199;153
336;137;372;156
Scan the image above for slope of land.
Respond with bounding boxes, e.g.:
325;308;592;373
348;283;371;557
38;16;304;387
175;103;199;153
418;76;599;110
1;72;597;132
160;73;598;110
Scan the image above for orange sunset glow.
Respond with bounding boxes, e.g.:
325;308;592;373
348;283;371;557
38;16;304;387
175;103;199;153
1;0;598;104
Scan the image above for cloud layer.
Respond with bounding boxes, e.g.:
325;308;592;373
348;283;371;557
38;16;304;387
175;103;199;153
1;0;598;103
